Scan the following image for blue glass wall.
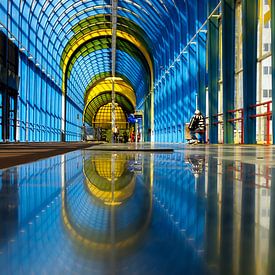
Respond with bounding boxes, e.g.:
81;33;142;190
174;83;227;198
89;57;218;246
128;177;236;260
0;0;213;143
18;55;62;141
153;1;208;143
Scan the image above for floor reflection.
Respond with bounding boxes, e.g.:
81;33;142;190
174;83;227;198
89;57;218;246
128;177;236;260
0;146;275;274
62;152;152;254
202;146;272;275
0;168;18;245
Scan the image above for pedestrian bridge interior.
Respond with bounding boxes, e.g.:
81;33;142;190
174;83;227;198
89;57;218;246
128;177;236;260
0;0;272;145
1;0;275;274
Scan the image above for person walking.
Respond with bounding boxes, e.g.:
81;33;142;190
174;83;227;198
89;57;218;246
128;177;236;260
113;125;119;143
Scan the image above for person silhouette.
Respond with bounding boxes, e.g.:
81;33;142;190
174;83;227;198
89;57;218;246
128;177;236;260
188;110;206;144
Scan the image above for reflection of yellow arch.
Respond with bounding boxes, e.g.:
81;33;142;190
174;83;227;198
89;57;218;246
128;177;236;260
85;176;136;206
84;79;136;107
62;183;152;250
62;29;153;94
92;155;127;180
83;155;136;205
61;155;154;251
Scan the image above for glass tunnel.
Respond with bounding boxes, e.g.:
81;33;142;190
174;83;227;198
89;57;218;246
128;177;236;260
2;1;275;275
0;1;274;144
1;146;275;274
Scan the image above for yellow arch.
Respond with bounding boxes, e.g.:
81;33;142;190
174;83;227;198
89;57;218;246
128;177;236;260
62;29;154;94
85;79;136;106
83;79;136;123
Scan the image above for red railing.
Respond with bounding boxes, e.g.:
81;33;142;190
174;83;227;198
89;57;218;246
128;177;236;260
212;113;224;143
212;113;223;125
249;100;272;145
227;108;244;144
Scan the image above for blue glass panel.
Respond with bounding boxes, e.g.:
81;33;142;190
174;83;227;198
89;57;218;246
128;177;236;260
0;89;2;142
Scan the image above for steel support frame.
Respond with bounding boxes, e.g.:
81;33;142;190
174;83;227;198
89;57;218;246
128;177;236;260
222;0;235;144
187;2;198;122
207;0;219;144
111;0;118;143
242;0;258;144
197;0;207;117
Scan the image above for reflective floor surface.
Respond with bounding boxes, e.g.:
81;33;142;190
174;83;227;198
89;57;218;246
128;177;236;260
1;144;275;275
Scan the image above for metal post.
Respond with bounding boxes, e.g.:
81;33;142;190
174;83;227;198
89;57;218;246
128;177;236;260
111;0;118;143
267;102;271;145
207;2;219;144
111;79;115;143
135;119;138;144
242;0;258;144
222;0;235;144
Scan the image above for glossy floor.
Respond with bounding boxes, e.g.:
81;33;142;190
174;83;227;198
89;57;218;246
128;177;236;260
0;144;275;275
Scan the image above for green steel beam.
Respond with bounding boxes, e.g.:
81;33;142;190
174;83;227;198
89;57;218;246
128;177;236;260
207;0;219;144
242;0;258;144
222;0;235;144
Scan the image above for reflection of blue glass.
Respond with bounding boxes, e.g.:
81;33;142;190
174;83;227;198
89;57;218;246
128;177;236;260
0;150;208;274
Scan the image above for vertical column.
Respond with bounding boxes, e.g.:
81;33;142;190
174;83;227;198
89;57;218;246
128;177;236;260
111;80;115;143
222;0;235;144
207;0;219;143
182;54;189;141
197;0;207;116
2;87;8;141
61;92;66;142
187;2;197;119
271;0;275;143
197;32;207;116
2;31;8;142
242;0;258;144
151;87;154;142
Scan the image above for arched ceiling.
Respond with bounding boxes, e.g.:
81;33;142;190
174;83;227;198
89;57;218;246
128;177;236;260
2;0;187;126
85;79;136;106
84;92;134;124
